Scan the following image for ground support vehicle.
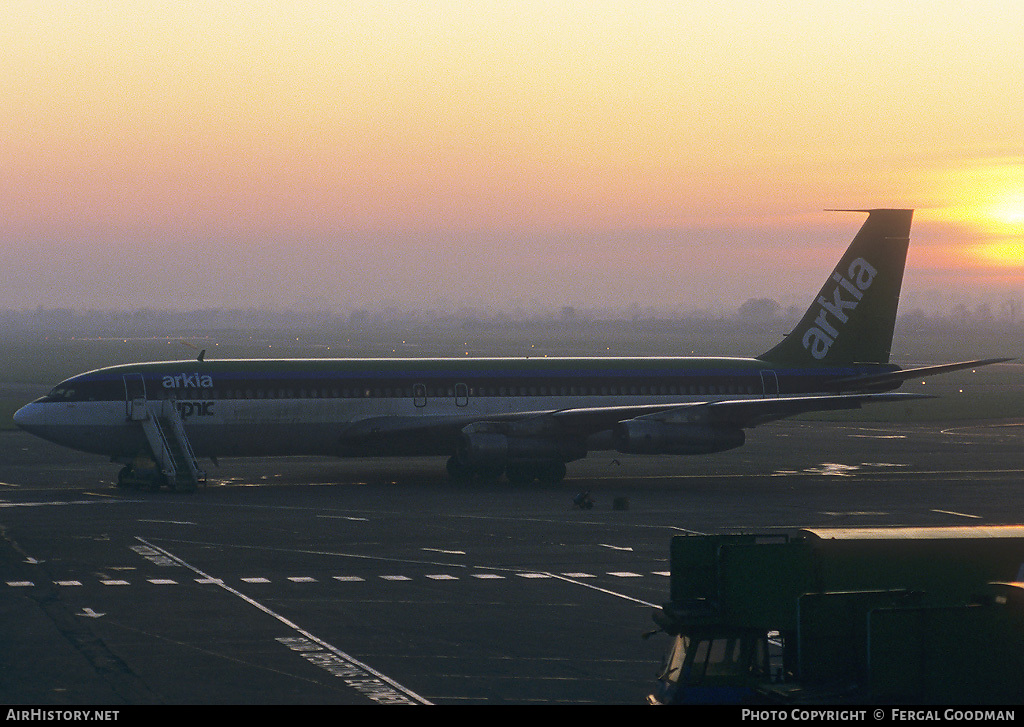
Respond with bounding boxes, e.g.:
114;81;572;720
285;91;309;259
648;527;1024;704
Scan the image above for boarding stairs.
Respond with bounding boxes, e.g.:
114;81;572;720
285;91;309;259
128;399;207;491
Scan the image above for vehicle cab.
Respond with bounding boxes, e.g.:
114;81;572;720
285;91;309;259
649;626;778;705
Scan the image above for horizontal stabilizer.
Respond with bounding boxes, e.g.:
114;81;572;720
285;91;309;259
834;357;1013;391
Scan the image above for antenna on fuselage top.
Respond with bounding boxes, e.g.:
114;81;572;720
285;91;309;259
179;339;208;362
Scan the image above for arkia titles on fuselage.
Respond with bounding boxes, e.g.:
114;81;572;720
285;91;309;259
14;209;1009;489
161;373;215;390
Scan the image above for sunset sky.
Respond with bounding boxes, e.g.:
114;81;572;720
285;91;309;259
2;1;1023;315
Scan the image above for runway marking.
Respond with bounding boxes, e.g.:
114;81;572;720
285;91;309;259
0;499;127;509
421;548;466;555
803;463;860;476
133;537;431;706
130;545;178;567
822;511;889;517
941;421;1024;436
932;509;983;519
275;637;424;705
139;519;195;525
541;571;659;608
6;570;674;589
848;434;907;439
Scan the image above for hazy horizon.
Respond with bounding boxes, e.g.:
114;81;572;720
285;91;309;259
2;289;1020;327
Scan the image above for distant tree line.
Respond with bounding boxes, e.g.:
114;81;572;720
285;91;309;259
1;297;1021;336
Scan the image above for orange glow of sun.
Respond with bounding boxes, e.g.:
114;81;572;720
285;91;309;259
973;240;1024;267
973;188;1024;267
989;192;1024;227
922;163;1024;270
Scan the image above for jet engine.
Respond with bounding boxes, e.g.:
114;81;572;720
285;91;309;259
612;420;745;455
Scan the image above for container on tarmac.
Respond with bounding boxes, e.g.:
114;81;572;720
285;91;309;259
648;526;1024;705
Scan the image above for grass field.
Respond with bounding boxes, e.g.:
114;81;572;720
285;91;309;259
2;318;1020;429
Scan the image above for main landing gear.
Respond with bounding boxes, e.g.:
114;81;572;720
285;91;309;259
116;458;165;491
446;456;567;484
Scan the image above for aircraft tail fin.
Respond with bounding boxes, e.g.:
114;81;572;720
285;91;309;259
758;209;912;366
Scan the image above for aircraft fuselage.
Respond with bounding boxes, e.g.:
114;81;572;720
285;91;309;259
14;355;896;460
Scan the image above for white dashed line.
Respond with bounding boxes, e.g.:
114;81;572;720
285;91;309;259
134;537;431;705
6;570;666;588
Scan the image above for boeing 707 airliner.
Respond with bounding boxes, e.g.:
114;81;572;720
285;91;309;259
13;209;1007;490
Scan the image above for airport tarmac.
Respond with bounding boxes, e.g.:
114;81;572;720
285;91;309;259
2;418;1024;705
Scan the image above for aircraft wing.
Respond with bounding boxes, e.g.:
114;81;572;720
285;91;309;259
552;391;930;432
336;391;931;448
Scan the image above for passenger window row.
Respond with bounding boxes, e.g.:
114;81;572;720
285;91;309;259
153;383;759;400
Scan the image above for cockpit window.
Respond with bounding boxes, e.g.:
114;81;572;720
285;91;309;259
43;377;121;402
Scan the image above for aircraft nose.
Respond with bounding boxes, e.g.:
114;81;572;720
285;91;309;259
13;402;44;432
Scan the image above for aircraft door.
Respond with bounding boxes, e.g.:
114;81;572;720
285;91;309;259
123;373;147;419
455;383;469;407
413;383;427;408
760;370;779;397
